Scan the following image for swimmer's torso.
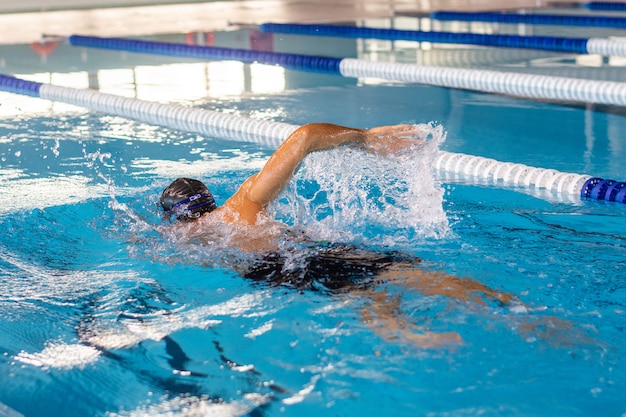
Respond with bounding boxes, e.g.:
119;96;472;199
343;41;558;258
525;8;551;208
182;209;297;253
164;208;420;292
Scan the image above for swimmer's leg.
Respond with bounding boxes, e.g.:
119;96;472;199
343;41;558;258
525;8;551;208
353;262;519;349
358;288;462;349
381;263;516;306
379;264;603;349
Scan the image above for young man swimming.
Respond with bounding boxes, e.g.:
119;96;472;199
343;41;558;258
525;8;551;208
159;123;515;347
160;123;424;226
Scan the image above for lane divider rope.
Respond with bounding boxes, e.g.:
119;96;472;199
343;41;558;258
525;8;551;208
585;2;626;11
430;10;626;29
259;22;626;57
1;73;623;203
66;35;626;108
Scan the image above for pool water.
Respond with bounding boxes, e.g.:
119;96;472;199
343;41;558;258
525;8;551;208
2;15;626;417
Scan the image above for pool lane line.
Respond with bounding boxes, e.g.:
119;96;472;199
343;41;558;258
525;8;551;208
66;35;626;108
1;73;624;204
259;22;626;57
430;10;626;29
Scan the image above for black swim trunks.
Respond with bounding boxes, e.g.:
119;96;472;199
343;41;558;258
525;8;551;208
243;243;420;292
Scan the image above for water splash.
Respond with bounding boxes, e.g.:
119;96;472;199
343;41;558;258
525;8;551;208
270;123;450;249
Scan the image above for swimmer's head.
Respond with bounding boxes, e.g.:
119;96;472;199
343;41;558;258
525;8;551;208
160;178;217;222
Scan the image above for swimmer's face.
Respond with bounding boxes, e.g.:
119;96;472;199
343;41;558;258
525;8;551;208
160;178;217;222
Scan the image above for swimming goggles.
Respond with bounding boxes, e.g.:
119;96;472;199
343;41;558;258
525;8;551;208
166;193;217;219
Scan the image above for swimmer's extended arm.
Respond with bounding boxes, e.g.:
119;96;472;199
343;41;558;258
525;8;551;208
221;123;424;224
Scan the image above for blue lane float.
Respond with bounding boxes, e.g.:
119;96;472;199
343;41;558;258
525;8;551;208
585;2;626;10
67;35;626;108
1;73;624;204
0;74;42;97
69;35;342;74
582;178;626;202
260;22;626;57
431;10;626;29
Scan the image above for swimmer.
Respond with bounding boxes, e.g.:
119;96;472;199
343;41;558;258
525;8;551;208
160;123;515;348
160;123;425;227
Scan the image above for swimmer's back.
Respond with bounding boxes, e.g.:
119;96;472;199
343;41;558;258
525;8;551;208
243;243;420;291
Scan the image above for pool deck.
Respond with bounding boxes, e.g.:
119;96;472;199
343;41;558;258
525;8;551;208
0;0;591;44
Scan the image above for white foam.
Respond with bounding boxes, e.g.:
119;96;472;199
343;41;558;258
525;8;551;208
106;393;270;417
0;247;142;314
0;172;111;215
14;342;100;370
244;319;274;339
82;291;269;350
282;375;320;405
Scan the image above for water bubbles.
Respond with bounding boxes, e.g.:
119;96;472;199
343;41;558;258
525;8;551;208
84;150;113;168
50;139;60;157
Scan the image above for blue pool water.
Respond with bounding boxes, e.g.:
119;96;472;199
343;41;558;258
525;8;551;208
2;14;626;417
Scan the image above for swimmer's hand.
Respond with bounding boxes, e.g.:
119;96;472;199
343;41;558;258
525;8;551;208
363;124;427;156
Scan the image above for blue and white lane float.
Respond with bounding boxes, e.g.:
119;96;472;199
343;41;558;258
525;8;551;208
430;10;626;29
259;22;626;57
1;73;624;204
67;35;626;107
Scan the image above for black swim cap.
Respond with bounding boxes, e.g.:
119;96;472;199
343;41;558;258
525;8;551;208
160;178;217;222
